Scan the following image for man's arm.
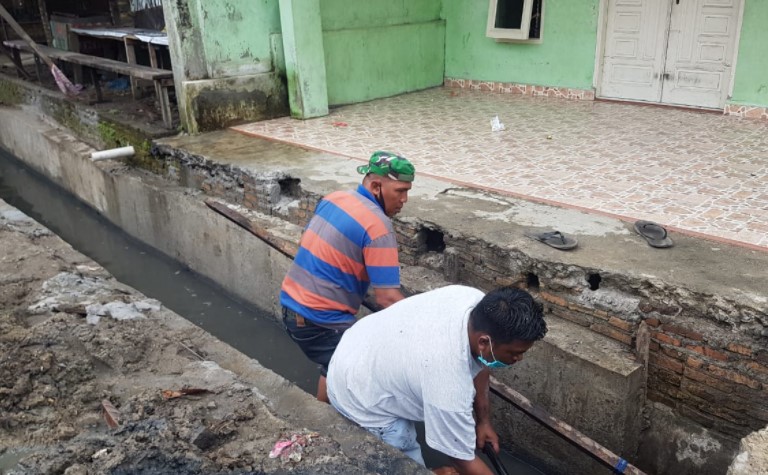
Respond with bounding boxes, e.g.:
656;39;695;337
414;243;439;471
473;369;499;453
373;287;405;309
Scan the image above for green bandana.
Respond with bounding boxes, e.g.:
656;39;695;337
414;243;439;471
357;151;415;182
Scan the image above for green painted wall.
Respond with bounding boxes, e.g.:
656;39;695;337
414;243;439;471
196;0;281;77
320;0;442;29
318;1;445;105
443;0;600;90
323;22;445;106
730;0;768;107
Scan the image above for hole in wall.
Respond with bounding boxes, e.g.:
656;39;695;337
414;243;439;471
278;178;301;198
526;273;540;290
587;273;601;291
424;228;445;253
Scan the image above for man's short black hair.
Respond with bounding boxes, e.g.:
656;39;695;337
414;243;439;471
469;287;547;343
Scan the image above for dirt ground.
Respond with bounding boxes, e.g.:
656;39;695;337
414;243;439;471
0;200;425;474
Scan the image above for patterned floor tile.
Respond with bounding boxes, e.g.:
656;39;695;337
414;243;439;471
232;88;768;250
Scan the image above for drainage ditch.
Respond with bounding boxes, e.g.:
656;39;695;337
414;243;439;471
0;149;545;475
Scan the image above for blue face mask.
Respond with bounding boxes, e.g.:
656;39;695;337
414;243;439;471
478;338;509;369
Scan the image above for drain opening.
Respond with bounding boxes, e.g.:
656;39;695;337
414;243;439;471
424;228;445;253
526;273;540;290
278;177;301;198
587;273;602;291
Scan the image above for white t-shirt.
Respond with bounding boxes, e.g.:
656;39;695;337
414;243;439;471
327;285;485;461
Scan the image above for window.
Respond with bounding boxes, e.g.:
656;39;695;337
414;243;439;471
486;0;543;42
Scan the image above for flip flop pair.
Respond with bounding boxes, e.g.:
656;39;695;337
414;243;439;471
525;230;578;250
634;220;674;248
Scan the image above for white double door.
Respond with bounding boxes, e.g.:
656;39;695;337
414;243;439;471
599;0;743;109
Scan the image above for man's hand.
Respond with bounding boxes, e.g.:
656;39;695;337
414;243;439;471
432;466;459;475
475;421;499;453
373;287;405;309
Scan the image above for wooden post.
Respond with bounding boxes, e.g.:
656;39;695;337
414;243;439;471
36;0;52;46
90;67;103;102
123;37;138;98
67;28;83;84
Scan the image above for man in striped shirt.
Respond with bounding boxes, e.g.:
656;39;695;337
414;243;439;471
280;151;415;402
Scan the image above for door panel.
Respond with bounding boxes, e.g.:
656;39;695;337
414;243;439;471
599;0;742;109
600;0;671;102
660;0;741;108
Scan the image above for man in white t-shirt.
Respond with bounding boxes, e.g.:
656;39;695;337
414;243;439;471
327;285;547;475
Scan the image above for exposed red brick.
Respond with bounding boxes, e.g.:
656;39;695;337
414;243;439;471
539;291;567;308
662;346;684;360
550;307;591;327
608;316;634;332
663;323;703;341
649;341;660;352
644;317;661;327
703;347;729;362
682;379;731;405
647;390;677;408
686;356;705;369
746;362;768;377
650;353;684;374
707;365;762;390
653;332;681;347
593;309;610;320
727;343;753;356
686;344;705;356
684;367;732;392
590;323;633;345
677;405;716;429
652;367;682;386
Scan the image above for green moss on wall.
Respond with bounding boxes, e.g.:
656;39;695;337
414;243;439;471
0;79;24;105
97;121;161;173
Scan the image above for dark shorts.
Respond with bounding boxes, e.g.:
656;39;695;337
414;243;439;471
282;307;351;377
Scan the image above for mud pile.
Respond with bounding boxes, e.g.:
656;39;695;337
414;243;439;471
0;200;425;474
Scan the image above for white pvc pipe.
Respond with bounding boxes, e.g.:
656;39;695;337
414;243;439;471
90;146;135;161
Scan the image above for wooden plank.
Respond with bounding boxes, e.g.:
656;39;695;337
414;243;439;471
489;377;647;475
204;200;299;258
3;39;172;81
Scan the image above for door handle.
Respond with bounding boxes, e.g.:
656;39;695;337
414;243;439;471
676;0;680;4
663;73;671;80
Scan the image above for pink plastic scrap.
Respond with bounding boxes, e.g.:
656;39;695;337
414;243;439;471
269;431;319;462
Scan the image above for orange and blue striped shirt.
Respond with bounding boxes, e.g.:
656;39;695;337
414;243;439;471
280;185;400;325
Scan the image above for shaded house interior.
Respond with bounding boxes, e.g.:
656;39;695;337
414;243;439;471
0;0;173;126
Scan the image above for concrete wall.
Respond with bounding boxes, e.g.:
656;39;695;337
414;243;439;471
162;0;287;133
443;0;600;90
730;0;768;107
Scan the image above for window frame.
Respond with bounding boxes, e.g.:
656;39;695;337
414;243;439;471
486;0;543;43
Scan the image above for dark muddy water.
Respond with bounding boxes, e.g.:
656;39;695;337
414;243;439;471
0;148;546;475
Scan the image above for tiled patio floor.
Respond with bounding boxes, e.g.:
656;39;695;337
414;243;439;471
232;88;768;250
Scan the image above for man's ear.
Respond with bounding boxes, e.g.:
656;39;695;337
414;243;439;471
477;335;490;350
